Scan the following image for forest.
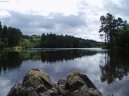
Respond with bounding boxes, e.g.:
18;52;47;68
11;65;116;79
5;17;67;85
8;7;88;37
99;13;129;49
0;21;101;49
39;33;101;48
1;12;129;49
0;22;22;48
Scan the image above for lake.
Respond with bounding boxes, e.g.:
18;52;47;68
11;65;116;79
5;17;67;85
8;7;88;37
0;48;129;96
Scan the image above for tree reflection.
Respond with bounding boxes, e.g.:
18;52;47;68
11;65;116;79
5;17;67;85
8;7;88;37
100;50;129;84
0;49;98;73
0;51;22;72
40;50;97;62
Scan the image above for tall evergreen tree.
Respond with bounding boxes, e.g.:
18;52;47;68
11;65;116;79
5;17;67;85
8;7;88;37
0;22;3;48
99;13;124;48
0;21;22;48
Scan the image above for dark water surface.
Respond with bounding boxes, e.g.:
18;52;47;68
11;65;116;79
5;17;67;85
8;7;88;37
0;48;129;96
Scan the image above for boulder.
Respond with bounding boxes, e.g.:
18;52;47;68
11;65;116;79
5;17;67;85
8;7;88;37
58;72;103;96
23;69;53;89
7;69;103;96
7;83;38;96
7;69;58;96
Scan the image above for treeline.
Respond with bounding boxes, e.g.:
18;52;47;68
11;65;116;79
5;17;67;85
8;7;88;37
39;34;101;48
0;22;22;48
0;21;101;49
99;13;129;48
21;34;101;48
20;35;41;48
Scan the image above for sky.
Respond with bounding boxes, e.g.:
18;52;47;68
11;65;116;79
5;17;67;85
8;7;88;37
0;0;129;41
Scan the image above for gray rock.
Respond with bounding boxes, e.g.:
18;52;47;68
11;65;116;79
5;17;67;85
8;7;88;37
7;83;27;96
23;69;53;89
7;83;38;96
7;69;103;96
60;72;103;96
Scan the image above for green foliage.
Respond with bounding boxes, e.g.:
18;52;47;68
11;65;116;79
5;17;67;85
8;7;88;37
0;21;101;49
20;37;31;48
0;22;22;48
20;35;41;48
40;33;101;48
99;13;129;48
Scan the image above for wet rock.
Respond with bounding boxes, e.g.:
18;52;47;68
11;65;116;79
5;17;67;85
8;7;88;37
7;69;103;96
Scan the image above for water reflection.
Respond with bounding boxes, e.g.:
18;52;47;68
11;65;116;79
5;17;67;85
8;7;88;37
100;50;129;84
1;48;129;96
40;50;97;62
0;49;98;72
0;51;22;72
0;48;102;96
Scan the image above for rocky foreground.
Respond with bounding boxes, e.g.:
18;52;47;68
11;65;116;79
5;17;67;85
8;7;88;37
7;69;103;96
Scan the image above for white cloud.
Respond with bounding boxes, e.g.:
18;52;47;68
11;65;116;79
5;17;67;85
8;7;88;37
0;11;11;17
1;0;128;41
0;0;80;15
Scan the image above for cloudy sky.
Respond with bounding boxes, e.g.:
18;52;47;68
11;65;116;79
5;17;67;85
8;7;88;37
0;0;128;41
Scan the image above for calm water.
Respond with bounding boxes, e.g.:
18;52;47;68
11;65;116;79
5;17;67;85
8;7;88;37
0;48;129;96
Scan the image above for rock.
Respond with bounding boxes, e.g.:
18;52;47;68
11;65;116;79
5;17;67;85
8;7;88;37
23;69;53;89
7;69;103;96
57;72;103;96
26;87;38;96
7;83;38;96
7;83;27;96
65;72;103;96
57;79;66;94
8;69;58;96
